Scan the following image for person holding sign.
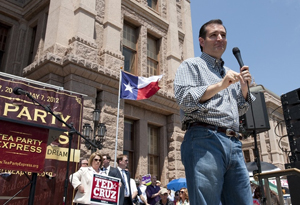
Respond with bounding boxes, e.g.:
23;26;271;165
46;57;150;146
69;152;103;205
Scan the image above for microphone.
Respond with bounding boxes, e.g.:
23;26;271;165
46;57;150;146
13;87;28;95
232;47;244;68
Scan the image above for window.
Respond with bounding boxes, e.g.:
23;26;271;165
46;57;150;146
124;119;135;176
243;150;251;162
0;23;9;70
28;25;37;65
123;23;137;74
147;0;158;10
148;125;159;177
147;36;159;77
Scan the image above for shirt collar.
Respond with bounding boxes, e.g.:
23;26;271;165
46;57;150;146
201;52;225;68
117;166;125;172
103;165;110;170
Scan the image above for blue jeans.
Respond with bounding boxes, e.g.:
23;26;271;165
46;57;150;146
181;126;252;205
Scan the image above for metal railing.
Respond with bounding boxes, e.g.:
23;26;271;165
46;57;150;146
253;168;300;205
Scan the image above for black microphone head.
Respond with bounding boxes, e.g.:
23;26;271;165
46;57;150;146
232;47;240;55
232;47;244;68
13;87;22;95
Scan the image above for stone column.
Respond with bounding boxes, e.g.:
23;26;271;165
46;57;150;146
69;0;98;62
259;132;269;162
44;0;75;53
99;0;124;70
13;20;27;76
160;123;168;185
139;26;147;76
166;0;181;81
182;0;194;58
73;0;96;43
168;113;185;179
136;119;149;176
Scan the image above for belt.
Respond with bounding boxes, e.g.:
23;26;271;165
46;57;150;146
187;122;241;139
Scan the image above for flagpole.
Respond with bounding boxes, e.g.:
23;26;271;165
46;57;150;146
114;68;122;167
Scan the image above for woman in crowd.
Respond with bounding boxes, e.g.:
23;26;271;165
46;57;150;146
69;152;103;205
173;190;180;205
176;188;189;205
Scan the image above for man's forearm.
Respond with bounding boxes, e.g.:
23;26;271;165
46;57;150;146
140;195;148;205
200;81;223;103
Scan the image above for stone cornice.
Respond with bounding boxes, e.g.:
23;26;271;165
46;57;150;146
178;29;185;40
23;53;63;76
99;49;124;60
103;20;122;32
122;0;169;32
74;3;96;17
68;36;97;49
166;53;181;62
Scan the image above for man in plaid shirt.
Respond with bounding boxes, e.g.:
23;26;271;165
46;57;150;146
174;19;254;205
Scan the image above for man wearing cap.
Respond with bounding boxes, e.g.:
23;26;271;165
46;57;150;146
155;188;173;205
146;175;161;205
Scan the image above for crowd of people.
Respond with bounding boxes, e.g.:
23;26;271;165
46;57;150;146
69;152;190;205
70;152;285;205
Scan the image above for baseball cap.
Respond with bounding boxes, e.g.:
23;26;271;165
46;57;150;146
160;188;168;195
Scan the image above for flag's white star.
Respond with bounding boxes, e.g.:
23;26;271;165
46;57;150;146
124;82;134;93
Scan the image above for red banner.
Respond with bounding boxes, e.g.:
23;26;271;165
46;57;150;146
0;120;48;173
0;74;83;205
90;174;120;205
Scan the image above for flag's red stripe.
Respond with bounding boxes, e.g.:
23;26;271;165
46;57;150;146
136;81;160;100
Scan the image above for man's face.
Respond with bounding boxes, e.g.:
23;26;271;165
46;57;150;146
81;160;88;167
160;193;168;202
102;156;110;168
119;156;128;169
199;23;227;59
151;176;157;184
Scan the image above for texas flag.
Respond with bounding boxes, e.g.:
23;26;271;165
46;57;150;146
120;71;163;100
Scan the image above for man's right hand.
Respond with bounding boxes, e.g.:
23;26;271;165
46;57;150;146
221;70;241;88
200;70;241;103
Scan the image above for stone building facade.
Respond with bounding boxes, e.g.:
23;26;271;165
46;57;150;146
0;0;290;187
0;0;193;185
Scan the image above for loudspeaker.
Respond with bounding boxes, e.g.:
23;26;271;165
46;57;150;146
239;92;270;134
281;88;300;106
285;161;300;205
281;88;300;161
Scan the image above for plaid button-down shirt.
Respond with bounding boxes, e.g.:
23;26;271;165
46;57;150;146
174;52;254;132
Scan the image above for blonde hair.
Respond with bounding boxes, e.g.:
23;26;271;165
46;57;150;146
88;152;103;167
180;188;189;202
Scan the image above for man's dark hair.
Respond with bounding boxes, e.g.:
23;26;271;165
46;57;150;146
198;19;226;52
102;154;111;160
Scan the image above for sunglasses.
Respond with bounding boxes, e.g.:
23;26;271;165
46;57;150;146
82;163;88;165
94;158;101;162
175;194;179;196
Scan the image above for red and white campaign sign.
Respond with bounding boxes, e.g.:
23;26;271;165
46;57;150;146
90;174;120;205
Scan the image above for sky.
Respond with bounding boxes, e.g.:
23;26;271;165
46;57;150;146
190;0;300;96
